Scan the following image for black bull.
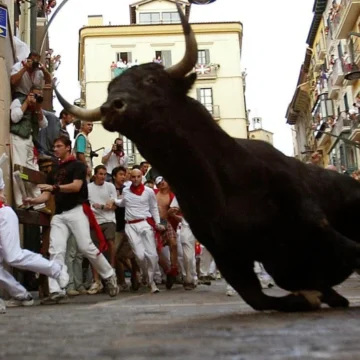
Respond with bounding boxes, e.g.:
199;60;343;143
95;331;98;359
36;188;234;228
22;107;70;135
54;2;360;312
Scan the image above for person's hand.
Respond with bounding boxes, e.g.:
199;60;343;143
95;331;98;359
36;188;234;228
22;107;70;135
0;193;7;203
105;200;114;210
26;93;36;105
38;62;46;72
92;203;102;209
24;59;32;70
23;197;34;206
38;184;53;192
168;207;179;216
155;224;166;232
112;144;117;152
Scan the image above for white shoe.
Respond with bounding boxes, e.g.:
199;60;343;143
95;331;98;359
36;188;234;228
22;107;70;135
150;282;160;294
87;281;104;295
104;274;119;297
6;294;34;307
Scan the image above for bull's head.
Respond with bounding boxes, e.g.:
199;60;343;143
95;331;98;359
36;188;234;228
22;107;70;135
54;2;198;133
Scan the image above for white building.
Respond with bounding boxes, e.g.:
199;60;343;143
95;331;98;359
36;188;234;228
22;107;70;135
78;0;248;166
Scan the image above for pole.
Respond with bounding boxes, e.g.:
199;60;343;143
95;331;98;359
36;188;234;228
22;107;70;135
30;0;37;50
315;129;360;149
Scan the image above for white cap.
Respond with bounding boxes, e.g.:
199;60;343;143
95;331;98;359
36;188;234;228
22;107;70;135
155;176;164;185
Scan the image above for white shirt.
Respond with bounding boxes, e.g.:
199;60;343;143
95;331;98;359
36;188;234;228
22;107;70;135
0;168;4;190
88;181;117;224
10;99;48;129
170;196;189;227
11;61;44;95
102;148;129;174
115;186;160;224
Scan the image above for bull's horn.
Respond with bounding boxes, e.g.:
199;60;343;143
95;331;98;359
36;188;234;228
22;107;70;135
53;82;102;122
166;2;198;78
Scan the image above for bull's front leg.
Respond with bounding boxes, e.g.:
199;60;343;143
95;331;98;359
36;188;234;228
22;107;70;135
216;258;321;312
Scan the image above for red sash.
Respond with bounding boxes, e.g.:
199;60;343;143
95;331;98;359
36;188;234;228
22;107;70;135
82;202;108;254
146;217;163;251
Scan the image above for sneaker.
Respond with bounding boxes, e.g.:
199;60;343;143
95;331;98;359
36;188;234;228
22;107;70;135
41;292;68;305
118;283;129;292
6;294;34;307
77;287;88;295
226;289;237;297
198;276;211;286
87;281;104;295
183;283;196;291
165;267;178;290
150;282;160;294
0;299;6;314
66;289;80;297
104;274;119;297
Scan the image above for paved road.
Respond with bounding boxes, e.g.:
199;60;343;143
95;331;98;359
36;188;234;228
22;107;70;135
2;277;360;360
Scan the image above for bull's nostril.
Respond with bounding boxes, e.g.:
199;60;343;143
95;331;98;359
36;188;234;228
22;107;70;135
113;99;125;110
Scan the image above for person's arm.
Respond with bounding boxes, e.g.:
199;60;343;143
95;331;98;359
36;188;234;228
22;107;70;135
10;98;28;123
10;63;28;87
149;190;161;225
24;191;51;205
40;64;52;84
37;110;48;128
105;184;118;210
101;147;113;165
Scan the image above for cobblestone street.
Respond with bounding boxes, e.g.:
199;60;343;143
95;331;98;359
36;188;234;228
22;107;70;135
2;277;360;359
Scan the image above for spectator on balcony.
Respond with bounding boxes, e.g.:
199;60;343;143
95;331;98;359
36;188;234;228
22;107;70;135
342;52;351;72
310;151;322;166
10;51;52;100
116;59;126;69
101;138;129;182
10;85;48;209
348;109;358;121
154;56;162;65
110;61;117;70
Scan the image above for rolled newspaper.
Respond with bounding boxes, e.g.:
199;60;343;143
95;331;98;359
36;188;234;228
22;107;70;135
13;170;30;208
0;153;8;168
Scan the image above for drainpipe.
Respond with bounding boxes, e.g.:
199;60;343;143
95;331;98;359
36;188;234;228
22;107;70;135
30;0;37;51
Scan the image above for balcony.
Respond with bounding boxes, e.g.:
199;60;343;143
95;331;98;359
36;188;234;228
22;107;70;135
316;38;326;61
353;37;360;66
332;113;352;137
327;77;340;99
332;0;360;39
194;64;219;80
330;59;345;86
326;28;335;53
205;105;220;120
349;115;360;142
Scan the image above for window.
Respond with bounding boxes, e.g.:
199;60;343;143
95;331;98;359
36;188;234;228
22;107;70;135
162;11;180;23
197;50;210;65
123;136;135;156
196;88;214;113
155;50;172;67
139;12;160;24
116;52;132;64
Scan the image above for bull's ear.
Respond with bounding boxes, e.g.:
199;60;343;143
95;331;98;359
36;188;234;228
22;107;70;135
178;72;197;93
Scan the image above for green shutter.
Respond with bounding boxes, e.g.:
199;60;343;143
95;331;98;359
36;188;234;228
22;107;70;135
205;49;210;64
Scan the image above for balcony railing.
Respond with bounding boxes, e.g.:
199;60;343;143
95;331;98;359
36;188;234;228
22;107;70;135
332;113;352;136
194;64;219;79
329;59;345;87
332;0;360;39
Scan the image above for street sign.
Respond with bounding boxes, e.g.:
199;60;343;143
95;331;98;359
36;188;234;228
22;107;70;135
0;7;7;38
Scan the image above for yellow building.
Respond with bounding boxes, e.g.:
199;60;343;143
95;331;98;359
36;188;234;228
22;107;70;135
288;0;360;172
78;0;248;166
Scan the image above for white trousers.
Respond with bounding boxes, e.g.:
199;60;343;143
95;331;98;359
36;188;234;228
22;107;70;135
48;205;114;294
125;221;158;285
179;224;196;284
200;246;216;277
10;134;41;207
0;206;61;298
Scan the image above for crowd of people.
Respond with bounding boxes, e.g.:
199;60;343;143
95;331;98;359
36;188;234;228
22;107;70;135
0;48;274;313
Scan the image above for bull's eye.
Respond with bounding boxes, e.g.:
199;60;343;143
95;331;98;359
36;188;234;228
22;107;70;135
113;99;124;110
145;77;157;85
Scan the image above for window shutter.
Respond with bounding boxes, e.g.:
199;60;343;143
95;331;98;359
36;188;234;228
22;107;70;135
205;49;210;64
196;88;201;101
162;50;172;67
127;52;132;63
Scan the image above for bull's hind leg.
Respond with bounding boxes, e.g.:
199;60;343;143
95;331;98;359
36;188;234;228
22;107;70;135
321;288;349;308
215;258;322;312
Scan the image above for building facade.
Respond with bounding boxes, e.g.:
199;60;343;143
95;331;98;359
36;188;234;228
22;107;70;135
248;117;274;145
78;0;248;167
287;0;360;172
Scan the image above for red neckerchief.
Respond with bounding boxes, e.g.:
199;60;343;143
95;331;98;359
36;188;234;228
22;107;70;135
82;202;108;255
59;155;77;165
130;183;145;196
0;201;5;209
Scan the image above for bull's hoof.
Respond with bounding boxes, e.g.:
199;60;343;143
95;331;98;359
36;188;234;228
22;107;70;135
277;291;322;312
322;289;349;308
